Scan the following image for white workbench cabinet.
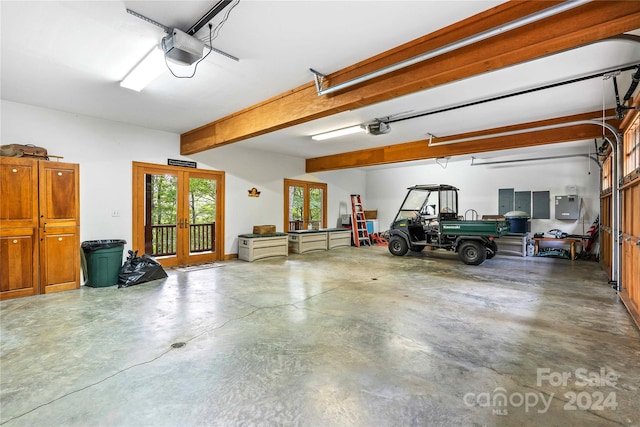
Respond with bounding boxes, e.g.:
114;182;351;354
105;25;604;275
327;228;351;249
288;230;328;254
238;233;289;262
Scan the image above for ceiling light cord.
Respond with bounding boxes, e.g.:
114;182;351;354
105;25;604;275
199;0;239;43
588;140;591;175
602;77;606;139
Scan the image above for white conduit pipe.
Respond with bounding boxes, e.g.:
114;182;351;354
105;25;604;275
312;0;591;96
433;119;622;290
470;153;601;168
426;117;618;147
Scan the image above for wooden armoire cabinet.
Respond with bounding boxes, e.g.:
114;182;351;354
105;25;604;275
0;157;80;300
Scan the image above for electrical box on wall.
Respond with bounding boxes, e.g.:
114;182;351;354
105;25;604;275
555;195;579;220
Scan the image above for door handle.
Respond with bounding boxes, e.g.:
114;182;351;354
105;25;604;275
179;219;184;229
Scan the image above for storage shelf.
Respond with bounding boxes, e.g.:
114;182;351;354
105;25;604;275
498;234;527;257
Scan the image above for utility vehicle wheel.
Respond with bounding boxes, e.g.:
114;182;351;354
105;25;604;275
486;241;498;259
389;236;409;256
410;245;425;252
458;241;487;265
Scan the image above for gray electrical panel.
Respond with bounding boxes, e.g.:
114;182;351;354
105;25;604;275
498;188;514;215
515;191;531;216
532;191;550;219
555;195;580;220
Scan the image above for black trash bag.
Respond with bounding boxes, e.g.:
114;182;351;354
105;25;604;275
118;250;167;288
81;239;127;252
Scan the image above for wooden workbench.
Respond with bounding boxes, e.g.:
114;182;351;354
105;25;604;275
533;237;582;260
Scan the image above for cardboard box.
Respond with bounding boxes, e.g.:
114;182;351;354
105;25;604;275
364;210;377;219
253;225;276;234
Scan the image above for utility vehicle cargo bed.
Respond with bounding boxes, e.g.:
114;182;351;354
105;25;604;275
440;220;509;236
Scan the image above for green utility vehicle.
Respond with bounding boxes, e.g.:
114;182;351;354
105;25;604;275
388;184;509;265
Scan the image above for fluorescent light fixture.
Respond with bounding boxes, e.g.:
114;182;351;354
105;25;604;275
311;125;365;141
120;46;166;91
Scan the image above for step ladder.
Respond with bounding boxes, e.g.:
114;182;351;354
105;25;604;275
350;194;371;247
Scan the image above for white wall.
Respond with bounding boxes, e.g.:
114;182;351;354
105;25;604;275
365;150;601;236
3;100;599;255
1;100;187;251
1;100;366;255
191;146;365;252
318;168;367;228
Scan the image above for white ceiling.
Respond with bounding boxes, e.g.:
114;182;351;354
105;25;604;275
2;1;639;164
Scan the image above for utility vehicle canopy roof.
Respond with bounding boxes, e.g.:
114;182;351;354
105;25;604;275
407;184;459;191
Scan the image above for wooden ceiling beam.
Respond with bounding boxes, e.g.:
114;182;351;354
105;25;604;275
181;1;640;155
305;110;620;172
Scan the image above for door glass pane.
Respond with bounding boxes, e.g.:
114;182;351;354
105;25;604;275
188;177;217;255
289;185;304;230
440;189;458;216
309;187;323;230
145;174;177;257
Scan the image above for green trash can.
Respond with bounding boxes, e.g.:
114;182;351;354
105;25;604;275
81;240;127;287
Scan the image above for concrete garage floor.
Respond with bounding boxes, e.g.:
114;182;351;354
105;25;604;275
1;246;639;426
